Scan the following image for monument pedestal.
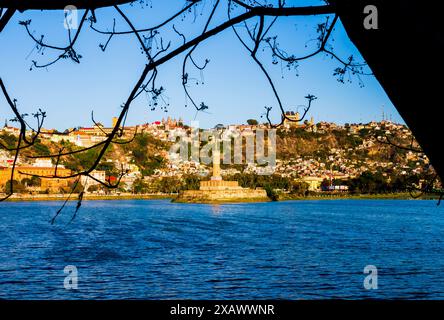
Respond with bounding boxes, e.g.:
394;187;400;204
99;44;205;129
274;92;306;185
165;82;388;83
199;180;242;191
174;187;268;203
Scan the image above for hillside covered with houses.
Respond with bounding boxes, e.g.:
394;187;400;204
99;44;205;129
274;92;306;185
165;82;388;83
0;116;439;197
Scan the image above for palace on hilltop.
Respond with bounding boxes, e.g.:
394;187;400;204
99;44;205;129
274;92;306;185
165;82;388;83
282;111;314;129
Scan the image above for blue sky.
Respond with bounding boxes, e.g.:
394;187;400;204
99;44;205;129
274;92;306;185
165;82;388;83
0;0;403;130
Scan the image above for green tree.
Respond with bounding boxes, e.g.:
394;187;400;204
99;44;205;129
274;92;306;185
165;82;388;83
4;180;26;194
247;119;258;126
21;175;41;187
87;184;100;193
264;184;279;201
290;180;309;195
132;178;149;194
0;133;17;149
183;174;201;190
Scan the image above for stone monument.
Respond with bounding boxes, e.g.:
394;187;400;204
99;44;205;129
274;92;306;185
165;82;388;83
174;145;268;203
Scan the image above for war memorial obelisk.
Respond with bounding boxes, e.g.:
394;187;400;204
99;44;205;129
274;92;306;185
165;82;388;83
174;145;268;203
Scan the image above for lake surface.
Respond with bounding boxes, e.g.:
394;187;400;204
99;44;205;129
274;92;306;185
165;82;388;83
0;199;443;299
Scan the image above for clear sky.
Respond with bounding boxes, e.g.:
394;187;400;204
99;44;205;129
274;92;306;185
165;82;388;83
0;0;403;130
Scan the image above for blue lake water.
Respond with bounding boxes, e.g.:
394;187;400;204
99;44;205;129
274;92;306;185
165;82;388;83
0;199;444;299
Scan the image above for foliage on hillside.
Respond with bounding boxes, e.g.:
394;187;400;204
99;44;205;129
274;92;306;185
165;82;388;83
344;171;434;194
2;125;436;195
133;174;201;194
122;133;170;176
1;132;169;178
224;173;309;200
0;133;51;157
276;126;405;162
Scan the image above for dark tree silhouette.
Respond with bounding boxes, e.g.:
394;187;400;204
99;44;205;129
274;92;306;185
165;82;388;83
328;0;444;184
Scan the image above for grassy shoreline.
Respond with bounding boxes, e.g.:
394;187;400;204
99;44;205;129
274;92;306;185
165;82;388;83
1;192;438;202
2;193;173;202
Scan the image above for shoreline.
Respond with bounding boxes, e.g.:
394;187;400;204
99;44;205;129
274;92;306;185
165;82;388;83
279;192;439;201
2;193;173;202
1;192;438;203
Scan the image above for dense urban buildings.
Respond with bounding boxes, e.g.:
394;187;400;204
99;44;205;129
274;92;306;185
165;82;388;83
0;115;437;196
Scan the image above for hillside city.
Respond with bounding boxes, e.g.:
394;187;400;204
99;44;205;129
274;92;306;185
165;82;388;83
0;113;439;197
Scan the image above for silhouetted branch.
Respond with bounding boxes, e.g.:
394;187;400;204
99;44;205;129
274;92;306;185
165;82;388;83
0;0;133;10
20;9;89;68
375;132;423;153
90;0;199;35
0;7;15;32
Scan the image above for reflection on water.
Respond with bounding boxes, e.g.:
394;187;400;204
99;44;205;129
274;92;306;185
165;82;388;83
210;204;222;216
0;199;443;299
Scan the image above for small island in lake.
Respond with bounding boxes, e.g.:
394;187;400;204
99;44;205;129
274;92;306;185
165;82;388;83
174;148;268;203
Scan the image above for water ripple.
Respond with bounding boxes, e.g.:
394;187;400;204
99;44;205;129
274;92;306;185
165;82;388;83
0;199;444;299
